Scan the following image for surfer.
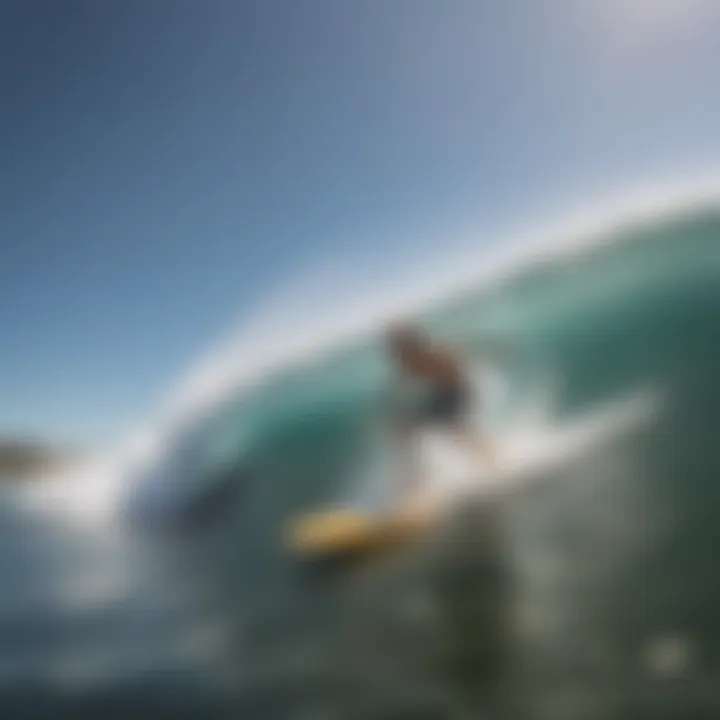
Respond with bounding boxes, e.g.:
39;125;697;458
386;323;497;492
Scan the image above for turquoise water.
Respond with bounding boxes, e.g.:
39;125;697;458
151;205;720;718
1;204;719;718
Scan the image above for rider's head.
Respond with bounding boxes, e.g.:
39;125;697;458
387;322;426;362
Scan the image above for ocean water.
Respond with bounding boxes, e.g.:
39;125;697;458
1;203;720;719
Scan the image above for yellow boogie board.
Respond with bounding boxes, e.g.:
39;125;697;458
286;496;438;562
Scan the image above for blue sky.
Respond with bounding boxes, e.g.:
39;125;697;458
1;0;719;446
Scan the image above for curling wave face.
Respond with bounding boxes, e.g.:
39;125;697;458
2;195;720;719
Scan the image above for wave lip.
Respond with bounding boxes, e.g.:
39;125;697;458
162;177;720;433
